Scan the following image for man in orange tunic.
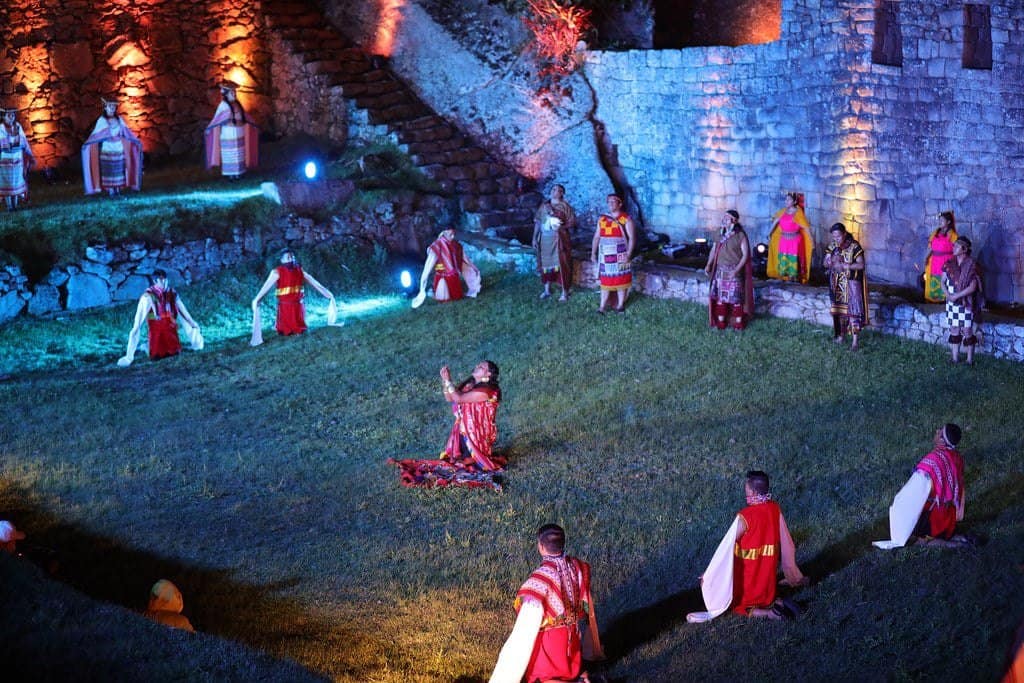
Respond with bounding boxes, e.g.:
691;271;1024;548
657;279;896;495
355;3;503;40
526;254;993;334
490;524;604;683
251;249;337;343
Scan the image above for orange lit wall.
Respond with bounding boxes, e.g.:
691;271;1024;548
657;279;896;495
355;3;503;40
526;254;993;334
0;0;273;168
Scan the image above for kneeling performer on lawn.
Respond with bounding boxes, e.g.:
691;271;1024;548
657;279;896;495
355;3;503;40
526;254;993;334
250;249;338;345
687;470;807;622
411;228;481;308
490;524;604;683
873;423;966;549
117;269;203;367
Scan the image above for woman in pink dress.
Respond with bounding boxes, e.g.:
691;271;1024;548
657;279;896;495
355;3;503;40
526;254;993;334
923;211;957;303
766;192;813;283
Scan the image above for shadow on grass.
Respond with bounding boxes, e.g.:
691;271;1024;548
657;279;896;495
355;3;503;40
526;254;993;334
0;480;388;681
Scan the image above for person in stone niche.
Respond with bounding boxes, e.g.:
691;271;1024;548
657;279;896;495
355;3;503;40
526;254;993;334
81;96;143;197
943;236;984;366
766;192;813;283
0;106;35;211
686;470;808;624
704;209;753;330
873;424;967;549
117;269;203;367
590;193;636;313
532;183;577;301
489;524;604;683
143;579;195;632
204;80;259;179
922;211;958;303
411;228;481;308
250;248;338;345
439;360;502;471
823;222;869;350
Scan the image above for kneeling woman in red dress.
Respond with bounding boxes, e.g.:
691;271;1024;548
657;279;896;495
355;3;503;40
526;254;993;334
250;249;337;344
440;360;503;471
117;269;202;367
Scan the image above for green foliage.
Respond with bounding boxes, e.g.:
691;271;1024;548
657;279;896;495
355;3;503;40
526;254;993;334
0;272;1021;680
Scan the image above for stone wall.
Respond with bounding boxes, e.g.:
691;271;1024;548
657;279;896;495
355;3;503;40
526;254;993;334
320;0;1024;304
0;0;275;165
584;0;1024;303
0;194;447;324
319;0;612;225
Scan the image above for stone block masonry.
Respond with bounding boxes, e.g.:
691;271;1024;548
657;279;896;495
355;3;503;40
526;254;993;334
582;0;1024;304
321;0;1023;305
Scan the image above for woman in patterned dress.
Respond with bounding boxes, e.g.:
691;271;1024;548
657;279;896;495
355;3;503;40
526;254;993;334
590;194;636;314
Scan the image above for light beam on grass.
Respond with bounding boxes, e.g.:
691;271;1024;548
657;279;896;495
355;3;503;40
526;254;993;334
140;188;265;205
336;295;404;317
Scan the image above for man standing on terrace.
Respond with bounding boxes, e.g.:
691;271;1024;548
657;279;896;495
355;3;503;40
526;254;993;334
490;524;604;683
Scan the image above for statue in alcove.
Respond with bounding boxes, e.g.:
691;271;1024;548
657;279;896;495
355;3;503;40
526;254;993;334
81;96;143;197
204;80;259;179
0;105;35;211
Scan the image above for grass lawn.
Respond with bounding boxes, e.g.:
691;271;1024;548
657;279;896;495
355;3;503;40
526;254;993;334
0;254;1022;682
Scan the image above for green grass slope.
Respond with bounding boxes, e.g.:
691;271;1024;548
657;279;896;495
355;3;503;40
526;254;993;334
0;256;1021;681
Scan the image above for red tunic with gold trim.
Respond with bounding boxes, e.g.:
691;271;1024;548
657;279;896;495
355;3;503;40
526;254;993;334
442;384;501;471
429;235;465;302
275;264;307;335
145;287;182;360
514;555;591;683
914;446;964;540
732;501;781;615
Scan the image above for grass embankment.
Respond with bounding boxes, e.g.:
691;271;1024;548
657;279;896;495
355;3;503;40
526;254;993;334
0;257;1022;681
0;139;437;282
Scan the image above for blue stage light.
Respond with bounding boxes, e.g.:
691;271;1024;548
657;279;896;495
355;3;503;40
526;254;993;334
400;269;413;289
304;161;318;180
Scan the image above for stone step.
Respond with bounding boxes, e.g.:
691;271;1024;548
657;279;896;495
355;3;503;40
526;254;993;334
336;79;405;99
410;146;487;167
266;0;538;237
396;123;457;144
404;135;468;155
354;89;412;110
364;103;432;126
395;115;450;132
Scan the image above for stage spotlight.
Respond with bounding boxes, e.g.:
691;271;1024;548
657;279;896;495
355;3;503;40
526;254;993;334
303;161;318;180
753;242;769;277
400;269;413;289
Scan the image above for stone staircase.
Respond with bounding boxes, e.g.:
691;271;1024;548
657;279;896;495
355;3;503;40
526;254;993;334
260;0;541;241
